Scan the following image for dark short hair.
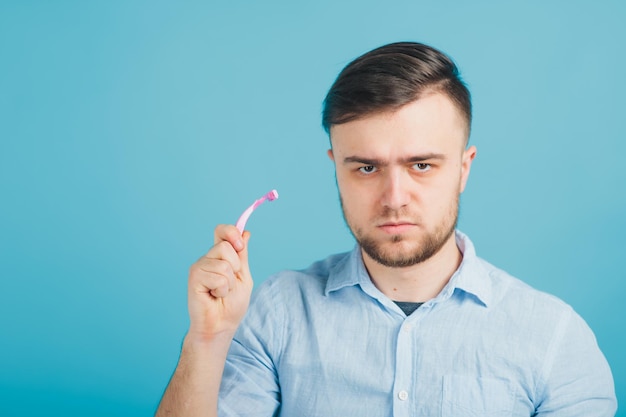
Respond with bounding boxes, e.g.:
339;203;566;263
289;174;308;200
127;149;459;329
322;42;472;138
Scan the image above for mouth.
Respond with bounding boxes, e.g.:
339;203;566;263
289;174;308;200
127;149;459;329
377;221;416;234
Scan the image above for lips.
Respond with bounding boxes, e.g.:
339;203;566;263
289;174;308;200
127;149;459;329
377;222;416;234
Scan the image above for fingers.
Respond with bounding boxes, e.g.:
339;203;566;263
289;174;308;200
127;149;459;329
214;224;244;252
190;244;239;299
212;224;252;284
193;258;237;298
202;239;242;273
188;225;252;302
186;225;255;337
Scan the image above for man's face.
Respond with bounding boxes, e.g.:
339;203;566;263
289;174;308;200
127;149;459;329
328;92;476;268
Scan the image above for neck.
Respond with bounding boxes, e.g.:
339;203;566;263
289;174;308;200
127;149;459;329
362;233;462;303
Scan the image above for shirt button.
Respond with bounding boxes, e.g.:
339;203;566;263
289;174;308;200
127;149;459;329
398;390;409;401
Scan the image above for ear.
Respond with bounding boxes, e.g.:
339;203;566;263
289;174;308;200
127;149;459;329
459;145;477;193
327;149;335;161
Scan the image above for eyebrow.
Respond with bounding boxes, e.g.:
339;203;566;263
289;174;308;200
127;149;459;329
342;153;446;165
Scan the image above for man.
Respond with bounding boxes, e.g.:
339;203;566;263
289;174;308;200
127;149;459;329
156;42;617;416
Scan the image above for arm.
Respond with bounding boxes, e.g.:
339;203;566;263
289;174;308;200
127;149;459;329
156;225;254;417
535;308;617;416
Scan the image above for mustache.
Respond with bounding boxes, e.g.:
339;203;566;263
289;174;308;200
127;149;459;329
375;208;420;222
338;195;421;224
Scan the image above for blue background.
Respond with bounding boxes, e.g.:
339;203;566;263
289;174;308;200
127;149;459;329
1;1;624;415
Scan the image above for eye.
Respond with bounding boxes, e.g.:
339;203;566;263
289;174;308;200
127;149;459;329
413;163;431;172
358;165;377;174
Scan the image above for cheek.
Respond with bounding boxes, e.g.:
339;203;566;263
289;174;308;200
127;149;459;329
336;171;365;199
339;186;363;211
337;180;373;217
421;176;460;209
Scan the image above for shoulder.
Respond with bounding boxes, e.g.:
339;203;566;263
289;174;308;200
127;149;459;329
456;252;589;350
478;257;572;311
456;231;574;317
252;250;353;299
236;250;353;354
469;259;616;412
474;256;597;348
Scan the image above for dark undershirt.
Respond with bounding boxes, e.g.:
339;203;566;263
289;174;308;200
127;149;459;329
393;301;424;316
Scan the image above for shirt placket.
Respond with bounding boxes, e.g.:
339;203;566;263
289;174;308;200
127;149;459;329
392;316;415;417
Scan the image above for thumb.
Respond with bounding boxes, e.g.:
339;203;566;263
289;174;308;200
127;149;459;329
237;231;253;285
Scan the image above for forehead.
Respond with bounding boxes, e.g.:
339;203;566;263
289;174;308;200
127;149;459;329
329;93;467;157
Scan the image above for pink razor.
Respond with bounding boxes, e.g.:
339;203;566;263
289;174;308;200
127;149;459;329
235;189;279;233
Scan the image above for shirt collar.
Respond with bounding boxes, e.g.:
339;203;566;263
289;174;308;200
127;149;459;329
444;230;492;307
324;245;371;296
324;230;492;307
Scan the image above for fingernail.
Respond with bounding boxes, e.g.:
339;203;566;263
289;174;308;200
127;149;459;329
234;239;244;251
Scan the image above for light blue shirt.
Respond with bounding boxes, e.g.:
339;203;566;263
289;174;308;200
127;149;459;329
219;231;616;416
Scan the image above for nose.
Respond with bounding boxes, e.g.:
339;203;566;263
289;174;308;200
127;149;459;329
381;168;410;210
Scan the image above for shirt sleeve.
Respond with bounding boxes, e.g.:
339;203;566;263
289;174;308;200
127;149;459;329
217;279;284;417
534;307;617;416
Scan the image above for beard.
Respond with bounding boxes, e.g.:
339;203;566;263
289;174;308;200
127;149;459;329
340;194;459;268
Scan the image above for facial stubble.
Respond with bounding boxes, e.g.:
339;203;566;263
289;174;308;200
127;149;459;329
339;194;459;268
